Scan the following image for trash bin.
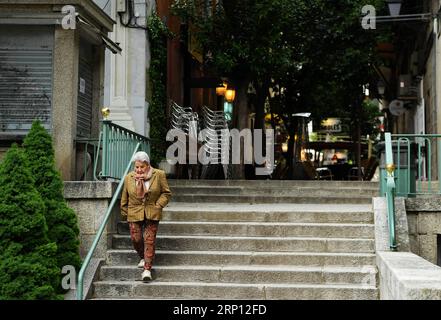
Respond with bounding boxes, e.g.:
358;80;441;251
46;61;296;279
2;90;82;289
377;141;417;197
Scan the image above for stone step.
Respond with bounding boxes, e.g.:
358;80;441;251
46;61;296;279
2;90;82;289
93;281;378;300
170;186;379;197
117;221;375;239
99;265;377;285
170;194;373;204
112;235;375;253
161;204;374;224
106;250;377;267
168;180;379;189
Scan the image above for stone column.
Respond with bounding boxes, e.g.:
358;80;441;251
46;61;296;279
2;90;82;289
53;26;80;180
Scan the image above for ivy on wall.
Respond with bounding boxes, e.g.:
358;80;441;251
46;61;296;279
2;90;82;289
147;13;171;167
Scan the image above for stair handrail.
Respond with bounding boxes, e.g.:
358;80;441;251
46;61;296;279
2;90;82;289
76;142;141;300
385;132;398;251
100;120;150;180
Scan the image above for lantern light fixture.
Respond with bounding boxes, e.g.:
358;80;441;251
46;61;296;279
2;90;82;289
216;82;227;96
225;88;236;103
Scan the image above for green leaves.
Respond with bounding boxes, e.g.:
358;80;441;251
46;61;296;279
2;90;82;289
0;144;62;300
147;13;169;166
0;120;81;299
171;0;388;140
0;242;61;300
23;121;81;277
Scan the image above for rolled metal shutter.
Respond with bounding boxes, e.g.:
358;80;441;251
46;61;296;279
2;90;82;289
77;58;93;138
0;49;53;135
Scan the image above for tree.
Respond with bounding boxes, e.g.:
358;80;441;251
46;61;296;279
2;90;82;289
172;0;387;178
22;121;81;283
172;0;293;128
172;0;297;177
267;0;386;175
0;144;61;299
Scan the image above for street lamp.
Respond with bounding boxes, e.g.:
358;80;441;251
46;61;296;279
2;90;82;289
216;82;227;96
387;0;402;17
282;142;288;153
225;88;236;103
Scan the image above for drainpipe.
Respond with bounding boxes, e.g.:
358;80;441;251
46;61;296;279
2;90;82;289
434;11;439;180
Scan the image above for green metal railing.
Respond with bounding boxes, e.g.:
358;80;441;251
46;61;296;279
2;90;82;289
76;142;142;300
383;132;441;250
75;121;150;181
390;134;441;195
75;139;100;181
99;120;150;180
384;133;397;251
75;120;152;299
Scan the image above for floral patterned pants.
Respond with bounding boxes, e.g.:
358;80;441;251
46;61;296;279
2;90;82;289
129;220;159;270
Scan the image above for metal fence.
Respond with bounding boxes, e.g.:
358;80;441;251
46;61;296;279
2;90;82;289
390;133;441;196
100;120;150;180
382;132;441;250
76;120;150;181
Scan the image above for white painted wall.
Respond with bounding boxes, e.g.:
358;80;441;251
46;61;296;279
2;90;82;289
94;0;154;137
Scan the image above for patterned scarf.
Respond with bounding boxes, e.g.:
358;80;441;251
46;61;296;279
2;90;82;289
134;167;153;200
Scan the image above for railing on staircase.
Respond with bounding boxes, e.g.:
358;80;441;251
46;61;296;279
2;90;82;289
76;142;142;300
384;133;397;251
388;133;441;196
383;132;441;250
76;119;151;299
99;120;150;180
75;138;101;181
76;120;151;181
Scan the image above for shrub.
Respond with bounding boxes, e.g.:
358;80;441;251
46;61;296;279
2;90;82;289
22;121;81;279
0;144;61;299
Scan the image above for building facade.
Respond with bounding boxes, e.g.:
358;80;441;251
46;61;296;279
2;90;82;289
378;0;441;179
0;0;156;181
0;0;122;180
98;0;154;136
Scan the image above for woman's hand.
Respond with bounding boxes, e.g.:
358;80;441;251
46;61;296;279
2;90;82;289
134;173;148;181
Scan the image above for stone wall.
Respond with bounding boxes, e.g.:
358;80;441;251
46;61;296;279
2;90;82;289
374;196;441;299
64;181;120;260
377;251;441;299
405;198;441;265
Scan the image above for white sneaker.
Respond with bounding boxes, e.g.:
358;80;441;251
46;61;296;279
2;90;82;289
137;259;145;268
141;269;152;281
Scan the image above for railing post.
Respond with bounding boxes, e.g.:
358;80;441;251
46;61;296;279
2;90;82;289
98;121;151;180
385;133;397;251
102;120;110;178
93;132;103;181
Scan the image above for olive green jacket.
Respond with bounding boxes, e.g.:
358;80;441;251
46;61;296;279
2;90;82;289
120;168;172;222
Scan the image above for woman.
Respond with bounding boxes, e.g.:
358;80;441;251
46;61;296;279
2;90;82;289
120;151;172;281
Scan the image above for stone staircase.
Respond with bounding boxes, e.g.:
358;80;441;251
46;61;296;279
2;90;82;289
92;180;380;300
